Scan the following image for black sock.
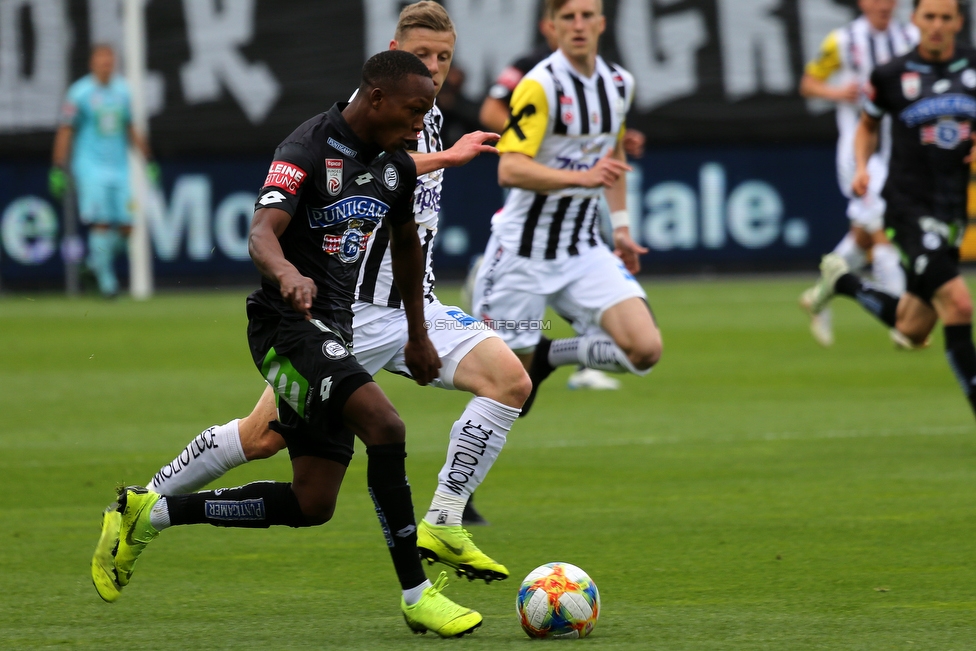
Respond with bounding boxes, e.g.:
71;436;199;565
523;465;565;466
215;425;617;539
166;482;309;528
834;273;899;327
366;442;426;590
944;324;976;417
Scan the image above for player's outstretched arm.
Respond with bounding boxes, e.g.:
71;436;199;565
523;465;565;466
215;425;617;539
799;73;859;104
411;131;500;175
498;151;629;192
852;112;880;197
388;218;441;385
248;207;316;319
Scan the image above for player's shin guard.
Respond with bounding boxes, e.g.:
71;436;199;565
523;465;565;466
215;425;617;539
427;398;518;527
943;324;976;416
367;442;427;590
548;334;651;375
148;420;248;495
163;482;308;528
834;273;899;327
832;232;867;272
578;333;651;376
871;243;906;296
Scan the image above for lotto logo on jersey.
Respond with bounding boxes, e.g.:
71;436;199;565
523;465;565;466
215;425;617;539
265;161;307;195
326;159;343;197
921;118;971;149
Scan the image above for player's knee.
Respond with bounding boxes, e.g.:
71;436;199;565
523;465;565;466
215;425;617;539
950;293;973;323
625;334;662;371
481;357;532;408
249;429;287;460
370;411;406;446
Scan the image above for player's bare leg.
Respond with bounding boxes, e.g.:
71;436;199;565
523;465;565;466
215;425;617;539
518;297;660;416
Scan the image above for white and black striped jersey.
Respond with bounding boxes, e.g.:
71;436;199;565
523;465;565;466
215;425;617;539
492;49;634;260
354;103;443;308
806;16;918;164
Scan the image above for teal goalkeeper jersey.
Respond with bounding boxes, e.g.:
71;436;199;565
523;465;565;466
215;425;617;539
60;74;132;183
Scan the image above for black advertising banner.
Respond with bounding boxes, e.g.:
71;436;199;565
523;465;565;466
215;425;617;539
1;0;971;158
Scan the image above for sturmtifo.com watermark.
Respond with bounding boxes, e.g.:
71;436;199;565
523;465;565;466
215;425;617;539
424;318;552;331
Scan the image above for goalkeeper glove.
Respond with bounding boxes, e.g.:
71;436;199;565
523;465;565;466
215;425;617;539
49;167;68;199
146;161;161;186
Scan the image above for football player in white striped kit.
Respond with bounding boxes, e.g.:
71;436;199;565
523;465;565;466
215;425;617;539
123;2;529;584
471;0;661;415
799;0;917;346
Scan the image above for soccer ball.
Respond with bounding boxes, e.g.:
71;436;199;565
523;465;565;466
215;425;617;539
516;562;600;639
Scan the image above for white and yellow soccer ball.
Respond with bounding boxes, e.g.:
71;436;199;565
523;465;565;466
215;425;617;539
516;562;600;639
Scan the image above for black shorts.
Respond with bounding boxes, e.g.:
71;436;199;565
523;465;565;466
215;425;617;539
246;291;373;466
885;209;964;303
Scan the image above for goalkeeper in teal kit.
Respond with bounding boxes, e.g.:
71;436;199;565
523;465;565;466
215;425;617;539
50;44;155;297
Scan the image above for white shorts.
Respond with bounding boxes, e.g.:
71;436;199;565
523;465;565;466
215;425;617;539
837;151;888;233
472;237;647;352
352;300;497;390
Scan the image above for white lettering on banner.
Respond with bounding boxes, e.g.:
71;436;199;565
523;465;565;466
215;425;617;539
798;0;855;115
146;175;212;261
87;0;166;116
180;0;280;123
641;163;809;251
444;0;536;101
615;0;707;111
0;196;58;264
0;0;68;130
213;192;255;261
717;0;793;99
644;182;698;251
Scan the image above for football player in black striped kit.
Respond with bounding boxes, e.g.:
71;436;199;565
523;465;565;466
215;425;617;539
90;50;486;637
99;2;529;595
807;0;976;422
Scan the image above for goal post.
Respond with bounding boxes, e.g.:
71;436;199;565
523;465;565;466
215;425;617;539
124;0;154;300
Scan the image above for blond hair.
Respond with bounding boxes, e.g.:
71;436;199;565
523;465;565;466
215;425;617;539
395;1;456;41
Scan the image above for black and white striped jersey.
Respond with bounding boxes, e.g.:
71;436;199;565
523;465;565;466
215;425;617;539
354;103;443;308
806;16;918;166
492;49;635;260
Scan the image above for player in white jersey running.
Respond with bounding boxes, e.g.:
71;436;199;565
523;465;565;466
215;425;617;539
799;0;916;346
95;2;529;586
471;0;661;415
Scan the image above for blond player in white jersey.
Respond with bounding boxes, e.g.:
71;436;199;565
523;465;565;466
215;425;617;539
799;0;917;346
471;0;661;415
93;3;530;589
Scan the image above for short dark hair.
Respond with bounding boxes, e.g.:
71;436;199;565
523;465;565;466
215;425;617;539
913;0;959;10
361;50;431;90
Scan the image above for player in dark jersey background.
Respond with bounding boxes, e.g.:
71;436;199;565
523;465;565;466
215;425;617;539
92;50;484;638
805;0;976;423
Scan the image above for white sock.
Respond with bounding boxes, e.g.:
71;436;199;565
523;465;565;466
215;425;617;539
149;497;171;530
577;333;651;376
832;232;867;271
147;420;248;495
403;579;432;606
871;243;905;296
548;338;582;368
427;397;519;526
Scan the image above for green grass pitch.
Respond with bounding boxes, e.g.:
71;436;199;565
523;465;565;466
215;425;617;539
2;277;975;649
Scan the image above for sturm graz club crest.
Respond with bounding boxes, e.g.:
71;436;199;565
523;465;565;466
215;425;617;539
326;159;343;196
383;163;399;190
322;340;348;359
